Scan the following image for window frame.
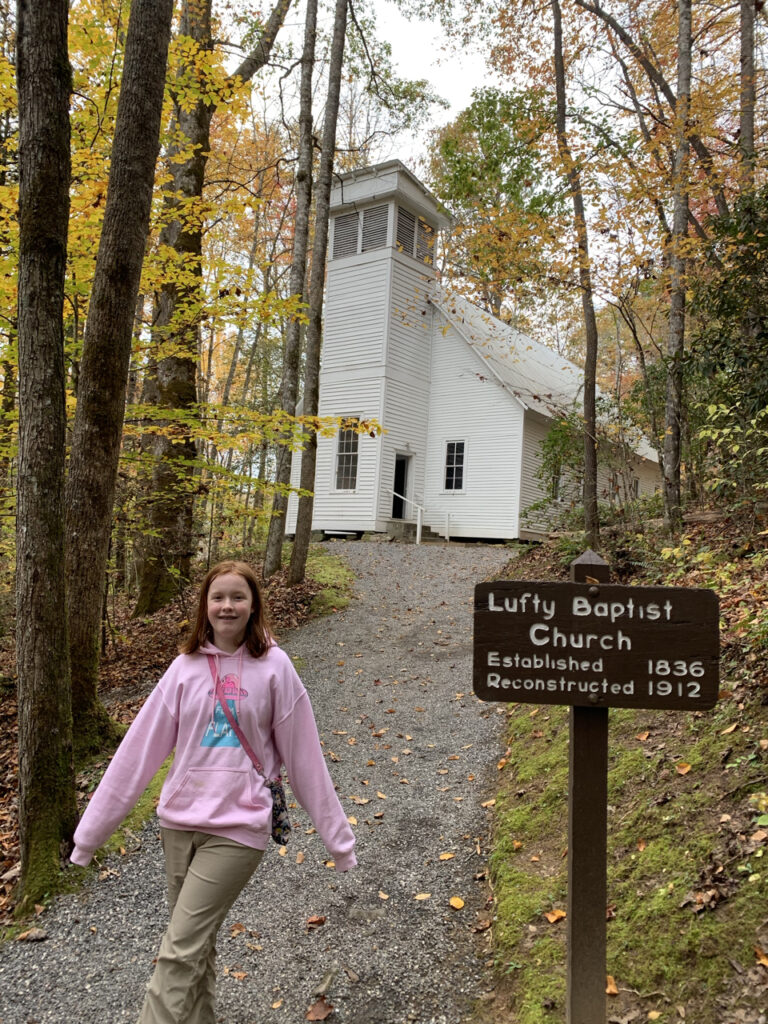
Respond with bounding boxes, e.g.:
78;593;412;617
444;439;466;493
334;419;360;491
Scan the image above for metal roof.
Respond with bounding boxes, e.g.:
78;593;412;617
431;286;658;463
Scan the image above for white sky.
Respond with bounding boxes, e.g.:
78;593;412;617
369;0;494;164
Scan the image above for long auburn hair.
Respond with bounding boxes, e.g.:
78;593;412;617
181;560;272;658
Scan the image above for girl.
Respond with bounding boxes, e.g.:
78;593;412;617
70;560;356;1024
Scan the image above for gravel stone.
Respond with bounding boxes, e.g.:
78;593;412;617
0;540;512;1024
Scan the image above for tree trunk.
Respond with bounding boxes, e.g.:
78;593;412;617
740;0;755;191
288;0;349;585
262;0;317;579
134;0;291;609
551;0;600;548
663;0;691;535
14;0;77;911
63;0;174;755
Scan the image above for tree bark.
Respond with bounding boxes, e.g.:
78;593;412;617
288;0;349;585
739;0;755;190
551;0;600;548
263;0;318;579
663;0;691;535
63;0;174;755
15;0;77;911
134;0;292;609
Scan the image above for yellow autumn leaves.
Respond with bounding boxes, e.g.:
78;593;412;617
410;892;465;910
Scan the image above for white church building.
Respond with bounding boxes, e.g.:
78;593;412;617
285;160;659;542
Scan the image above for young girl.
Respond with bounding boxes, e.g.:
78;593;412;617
70;560;356;1023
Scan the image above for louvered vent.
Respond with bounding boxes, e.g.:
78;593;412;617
362;205;388;252
416;217;435;265
332;212;359;259
396;207;415;256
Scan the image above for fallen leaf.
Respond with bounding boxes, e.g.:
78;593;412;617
278;846;287;856
230;922;246;937
414;892;431;901
16;928;47;942
636;731;650;742
439;852;455;861
544;908;566;924
637;839;647;852
296;852;305;864
648;1013;661;1021
449;896;465;910
347;816;357;826
676;762;692;775
307;915;326;930
606;974;619;996
720;723;738;735
750;829;767;844
306;996;334;1020
230;970;248;981
378;891;389;900
756;945;768;969
473;919;492;932
481;799;496;808
272;999;284;1009
376;791;387;799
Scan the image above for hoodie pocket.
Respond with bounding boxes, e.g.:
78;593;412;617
159;767;266;830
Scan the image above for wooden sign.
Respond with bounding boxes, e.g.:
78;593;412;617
474;580;719;710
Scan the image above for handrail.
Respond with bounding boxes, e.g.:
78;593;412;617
389;490;424;544
388;491;450;544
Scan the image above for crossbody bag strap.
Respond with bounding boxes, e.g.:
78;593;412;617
206;653;268;778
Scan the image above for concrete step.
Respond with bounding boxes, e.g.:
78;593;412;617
385;521;445;543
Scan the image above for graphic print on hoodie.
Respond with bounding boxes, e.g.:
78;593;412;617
201;672;247;747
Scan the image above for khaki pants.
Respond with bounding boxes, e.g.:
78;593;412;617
138;829;263;1024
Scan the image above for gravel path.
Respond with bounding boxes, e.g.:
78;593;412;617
0;540;513;1024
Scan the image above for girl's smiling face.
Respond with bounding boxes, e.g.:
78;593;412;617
206;572;254;653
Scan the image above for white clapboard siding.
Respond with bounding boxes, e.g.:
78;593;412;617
376;377;430;521
386;254;433;384
285;446;303;536
518;413;557;538
313;377;383;532
423;313;524;538
321;254;390;373
636;455;661;496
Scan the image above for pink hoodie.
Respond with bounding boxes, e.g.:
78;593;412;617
70;643;356;871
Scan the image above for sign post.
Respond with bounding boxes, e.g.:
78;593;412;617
472;551;719;1023
567;552;610;1024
